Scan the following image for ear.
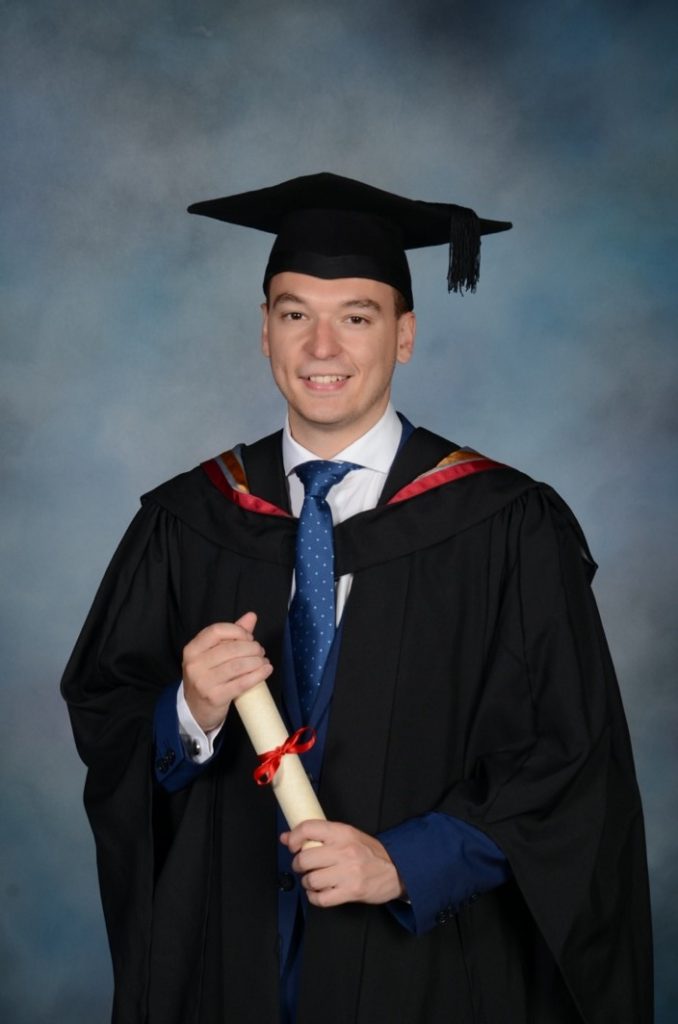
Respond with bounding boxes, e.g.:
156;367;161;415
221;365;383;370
396;311;416;365
260;302;270;357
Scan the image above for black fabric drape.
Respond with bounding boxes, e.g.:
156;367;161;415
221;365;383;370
61;428;652;1023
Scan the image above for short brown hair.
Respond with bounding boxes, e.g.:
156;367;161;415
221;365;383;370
393;288;411;318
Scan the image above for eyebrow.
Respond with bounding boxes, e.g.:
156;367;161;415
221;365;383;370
271;292;306;308
340;298;383;313
271;292;383;313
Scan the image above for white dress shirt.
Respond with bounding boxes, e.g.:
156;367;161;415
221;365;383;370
177;404;403;761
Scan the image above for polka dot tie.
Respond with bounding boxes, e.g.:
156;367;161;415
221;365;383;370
289;460;360;718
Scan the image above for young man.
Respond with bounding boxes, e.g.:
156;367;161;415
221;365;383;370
62;173;652;1023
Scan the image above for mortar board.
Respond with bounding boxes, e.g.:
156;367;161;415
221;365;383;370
188;172;512;309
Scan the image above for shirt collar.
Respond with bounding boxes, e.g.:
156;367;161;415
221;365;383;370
282;404;402;477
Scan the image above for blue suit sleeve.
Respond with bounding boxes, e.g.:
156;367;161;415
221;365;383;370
377;812;511;935
153;682;220;792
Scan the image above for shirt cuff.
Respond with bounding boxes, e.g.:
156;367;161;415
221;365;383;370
378;812;511;936
176;681;225;763
153;682;221;793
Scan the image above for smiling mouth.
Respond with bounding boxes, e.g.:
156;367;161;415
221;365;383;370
304;374;350;383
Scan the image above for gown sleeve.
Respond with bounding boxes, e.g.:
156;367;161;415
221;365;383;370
427;485;652;1022
61;500;184;772
60;498;186;1007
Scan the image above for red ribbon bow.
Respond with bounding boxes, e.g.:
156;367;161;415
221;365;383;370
253;726;317;786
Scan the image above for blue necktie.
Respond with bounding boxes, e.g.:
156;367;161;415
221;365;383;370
289;460;360;718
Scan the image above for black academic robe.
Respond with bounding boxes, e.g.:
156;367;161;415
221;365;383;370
61;426;653;1024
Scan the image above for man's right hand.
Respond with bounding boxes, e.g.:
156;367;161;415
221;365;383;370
182;611;273;732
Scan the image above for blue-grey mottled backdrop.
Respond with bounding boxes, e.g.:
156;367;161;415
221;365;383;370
2;0;676;1020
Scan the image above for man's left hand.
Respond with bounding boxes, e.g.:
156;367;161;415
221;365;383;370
280;820;405;907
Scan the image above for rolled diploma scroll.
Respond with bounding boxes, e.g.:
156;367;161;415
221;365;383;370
234;680;325;847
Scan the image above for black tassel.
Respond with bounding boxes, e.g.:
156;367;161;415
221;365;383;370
447;208;481;294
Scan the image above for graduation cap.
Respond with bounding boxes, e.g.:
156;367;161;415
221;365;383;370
188;172;512;309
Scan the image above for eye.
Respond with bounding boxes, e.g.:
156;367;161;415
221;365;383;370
282;310;305;321
346;314;369;325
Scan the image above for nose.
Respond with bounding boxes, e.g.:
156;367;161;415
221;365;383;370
305;317;340;358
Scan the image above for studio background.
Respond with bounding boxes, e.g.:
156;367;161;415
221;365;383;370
2;1;676;1020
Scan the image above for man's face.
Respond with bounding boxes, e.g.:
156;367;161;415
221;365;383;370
261;272;415;456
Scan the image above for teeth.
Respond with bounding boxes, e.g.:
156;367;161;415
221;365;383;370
308;375;347;383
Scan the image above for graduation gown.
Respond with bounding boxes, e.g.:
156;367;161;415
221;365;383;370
61;425;653;1024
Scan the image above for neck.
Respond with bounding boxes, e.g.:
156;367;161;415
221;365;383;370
288;417;381;459
288;400;392;459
